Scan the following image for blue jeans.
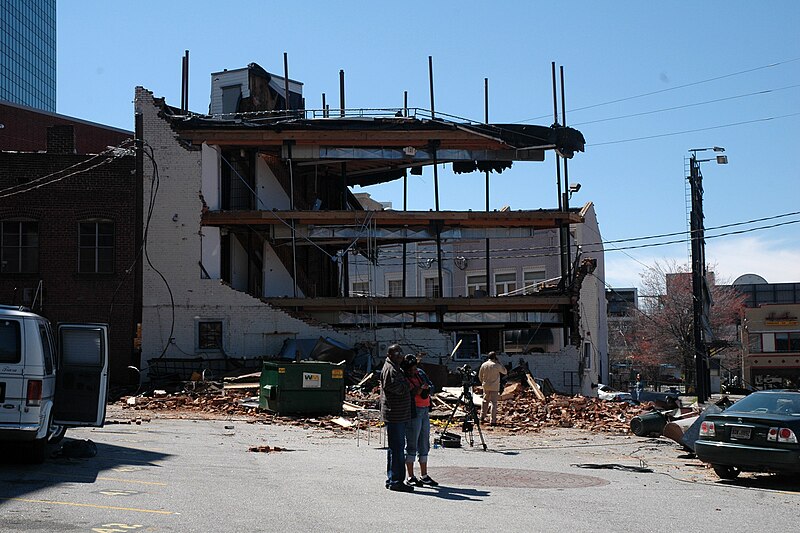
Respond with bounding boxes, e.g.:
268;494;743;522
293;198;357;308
385;421;407;487
405;406;430;464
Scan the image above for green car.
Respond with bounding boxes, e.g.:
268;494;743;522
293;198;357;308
695;390;800;479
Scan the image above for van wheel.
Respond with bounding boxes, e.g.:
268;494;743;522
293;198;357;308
24;437;49;464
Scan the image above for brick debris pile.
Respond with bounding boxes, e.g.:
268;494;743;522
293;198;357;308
112;378;651;434
496;390;651;433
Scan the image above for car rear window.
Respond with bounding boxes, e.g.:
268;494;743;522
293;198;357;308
725;392;800;416
0;319;22;363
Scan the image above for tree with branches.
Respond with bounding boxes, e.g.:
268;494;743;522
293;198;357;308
628;260;745;391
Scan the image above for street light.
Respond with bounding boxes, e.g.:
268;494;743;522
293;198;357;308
687;146;727;403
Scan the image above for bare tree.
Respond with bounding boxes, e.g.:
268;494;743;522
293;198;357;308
629;260;745;390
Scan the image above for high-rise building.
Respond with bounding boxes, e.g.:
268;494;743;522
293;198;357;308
0;0;56;112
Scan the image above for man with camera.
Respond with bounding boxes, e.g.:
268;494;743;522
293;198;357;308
380;344;415;492
478;351;507;426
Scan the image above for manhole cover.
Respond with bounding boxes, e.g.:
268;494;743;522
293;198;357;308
436;467;609;489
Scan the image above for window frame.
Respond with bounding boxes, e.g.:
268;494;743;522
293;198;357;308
1;219;39;274
523;268;547;294
424;276;441;298
466;272;487;297
196;319;224;352
494;271;517;296
78;219;114;274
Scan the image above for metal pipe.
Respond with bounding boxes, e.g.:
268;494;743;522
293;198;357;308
322;93;326;118
428;56;435;119
560;65;572;281
287;141;298;298
402;166;407;297
339;70;345;117
484;77;491;297
283;52;291;113
403;90;408;118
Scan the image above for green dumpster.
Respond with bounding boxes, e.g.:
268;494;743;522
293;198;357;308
259;361;345;415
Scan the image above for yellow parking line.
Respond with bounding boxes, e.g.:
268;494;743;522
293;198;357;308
0;497;176;515
37;472;167;486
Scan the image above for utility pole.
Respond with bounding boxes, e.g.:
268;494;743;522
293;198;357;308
688;152;708;403
688;147;727;403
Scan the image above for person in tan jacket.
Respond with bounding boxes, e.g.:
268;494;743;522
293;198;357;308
478;351;507;425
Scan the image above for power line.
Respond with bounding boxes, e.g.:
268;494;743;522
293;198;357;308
589;112;800;147
572;84;800;127
518;56;800;123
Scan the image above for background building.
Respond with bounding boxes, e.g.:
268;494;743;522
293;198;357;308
0;116;137;386
733;276;800;389
0;0;56;112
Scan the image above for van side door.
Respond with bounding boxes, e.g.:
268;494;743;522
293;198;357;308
53;324;109;427
0;317;24;426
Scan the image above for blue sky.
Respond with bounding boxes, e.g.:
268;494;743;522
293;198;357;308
57;1;800;289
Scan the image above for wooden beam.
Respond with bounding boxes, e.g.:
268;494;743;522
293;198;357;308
263;295;570;312
202;209;584;228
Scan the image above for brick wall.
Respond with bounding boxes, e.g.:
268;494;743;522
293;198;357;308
135;87;454;373
0;151;138;384
0;101;132;154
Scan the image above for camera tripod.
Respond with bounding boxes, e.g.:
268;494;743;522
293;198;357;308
438;380;488;451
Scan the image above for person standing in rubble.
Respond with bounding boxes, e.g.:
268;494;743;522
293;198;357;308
478;351;507;426
634;373;644;402
380;344;415;492
401;354;438;488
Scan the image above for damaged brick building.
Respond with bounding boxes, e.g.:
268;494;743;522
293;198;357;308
135;62;607;394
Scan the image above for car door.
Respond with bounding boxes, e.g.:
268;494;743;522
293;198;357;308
0;317;24;427
53;323;109;427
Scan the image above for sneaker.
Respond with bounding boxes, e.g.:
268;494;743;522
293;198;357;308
419;475;439;487
388;482;414;492
406;475;422;487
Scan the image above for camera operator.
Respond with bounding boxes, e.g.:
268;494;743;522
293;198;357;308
380;344;415;492
401;354;438;487
478;351;507;426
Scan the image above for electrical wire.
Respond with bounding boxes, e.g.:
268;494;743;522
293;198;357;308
0;142;135;199
589;112;800;147
517;56;800;123
572;84;800;127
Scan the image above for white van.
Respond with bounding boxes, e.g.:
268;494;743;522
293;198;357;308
0;305;109;462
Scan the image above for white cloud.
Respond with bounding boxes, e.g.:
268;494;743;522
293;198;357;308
706;236;800;284
602;235;800;289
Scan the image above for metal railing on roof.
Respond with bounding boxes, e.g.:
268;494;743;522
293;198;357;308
179;107;487;126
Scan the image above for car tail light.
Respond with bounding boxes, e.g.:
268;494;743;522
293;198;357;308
26;380;42;407
700;421;716;437
778;428;798;444
767;427;797;443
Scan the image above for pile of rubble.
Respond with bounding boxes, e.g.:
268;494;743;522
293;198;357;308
496;390;650;433
111;369;657;435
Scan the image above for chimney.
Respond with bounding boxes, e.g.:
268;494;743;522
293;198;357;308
46;125;76;154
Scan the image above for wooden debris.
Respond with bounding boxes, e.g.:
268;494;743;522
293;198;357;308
248;445;288;453
525;374;546;401
331;417;354;428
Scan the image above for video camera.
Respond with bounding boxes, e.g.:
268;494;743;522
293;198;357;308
458;364;477;388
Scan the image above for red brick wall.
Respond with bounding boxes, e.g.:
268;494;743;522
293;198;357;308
0;152;139;385
0;102;132;154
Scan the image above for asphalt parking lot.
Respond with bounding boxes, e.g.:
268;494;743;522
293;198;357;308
1;410;799;532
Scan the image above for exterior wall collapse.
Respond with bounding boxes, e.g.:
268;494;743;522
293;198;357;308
135;87;454;374
347;202;608;395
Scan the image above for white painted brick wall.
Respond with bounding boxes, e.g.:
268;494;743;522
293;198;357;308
135;87;454;373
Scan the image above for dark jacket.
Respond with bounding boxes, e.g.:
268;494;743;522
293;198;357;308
380;358;413;423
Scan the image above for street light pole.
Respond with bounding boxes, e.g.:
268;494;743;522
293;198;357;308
687;147;726;404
